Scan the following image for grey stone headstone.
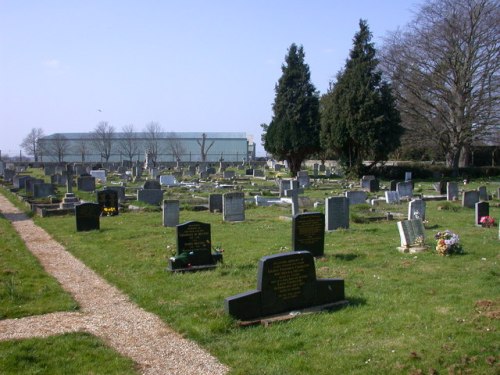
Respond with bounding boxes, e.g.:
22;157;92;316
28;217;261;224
13;175;30;189
3;169;15;182
77;176;96;192
90;169;107;183
224;251;345;321
44;165;56;176
209;194;223;213
33;183;55;198
292;212;325;257
462;190;480;208
223;192;245;222
447;182;459;201
345;191;367;205
475;201;489;226
408;199;426;220
223;170;235;179
159;175;178;186
137;189;163;205
325;197;349;231
163;200;180;227
26;178;44;194
143;179;161;190
396;181;413;198
103;186;126;202
397;219;425;247
253;169;265;178
385;191;400;204
478;186;488;201
297;170;310;188
405;172;412;181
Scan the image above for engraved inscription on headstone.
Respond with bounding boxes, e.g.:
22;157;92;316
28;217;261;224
292;212;325;257
75;203;101;231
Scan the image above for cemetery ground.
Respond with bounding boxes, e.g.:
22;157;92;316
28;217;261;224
0;171;499;374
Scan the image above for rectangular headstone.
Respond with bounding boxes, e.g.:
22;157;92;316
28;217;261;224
103;186;126;202
44;165;56;176
447;182;459;201
97;189;119;216
253;169;265;178
385;191;400;204
475;201;489;226
223;192;245;222
159;175;178;186
397;219;425;248
224;251;345;321
325;197;349;231
77;176;96;192
90;169;107;183
389;180;397;191
143;179;162;190
297;170;310;188
137;189;163;205
478;186;488;201
462;190;480;208
408;199;426;220
163;199;180;227
292;212;325;257
223;170;235;179
33;183;55;198
75;203;100;231
405;172;412;181
209;193;223;213
345;191;367;205
396;181;413;198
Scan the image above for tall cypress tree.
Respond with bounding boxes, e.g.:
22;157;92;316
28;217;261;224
320;20;403;176
264;44;320;176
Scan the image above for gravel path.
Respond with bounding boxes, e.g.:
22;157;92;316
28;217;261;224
0;194;229;375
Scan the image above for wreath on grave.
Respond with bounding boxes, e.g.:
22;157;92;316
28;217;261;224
434;230;463;256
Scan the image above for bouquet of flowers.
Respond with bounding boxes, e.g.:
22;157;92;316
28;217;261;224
434;230;463;256
479;216;495;228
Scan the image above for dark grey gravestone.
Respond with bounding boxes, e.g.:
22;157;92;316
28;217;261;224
77;176;96;192
396;181;413;199
325;197;349;231
206;167;216;175
97;189;119;216
223;192;245;222
33;183;55;198
13;175;30;189
292;212;325;257
296;170;310;188
253;169;265;178
143;179;161;190
345;191;367;205
385;191;400;204
390;180;397;191
162;199;180;227
137;189;163;205
44;165;56;176
50;174;67;186
4;170;16;182
478;186;488;201
245;168;253;176
75;203;100;231
209;193;223;213
475;201;489;226
103;186;125;202
167;221;222;271
368;179;379;192
462;190;480;208
408;199;426;220
26;178;44;195
447;182;459;201
223;170;235;179
224;251;346;321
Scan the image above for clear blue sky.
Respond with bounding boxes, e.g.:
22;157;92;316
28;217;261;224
0;0;423;158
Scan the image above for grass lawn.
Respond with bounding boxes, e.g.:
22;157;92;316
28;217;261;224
1;177;499;374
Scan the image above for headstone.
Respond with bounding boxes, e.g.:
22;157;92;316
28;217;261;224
167;221;223;271
325;197;349;231
397;219;426;253
137;189;163;205
162;199;180;227
462;190;480;208
253;169;265;178
224;251;346;321
478;186;488;201
44;165;56;176
13;175;30;189
245;168;254;176
103;186;126;202
223;170;235;179
389;180;397;191
209;193;223;213
368;179;379;192
279;179;295;198
3;169;15;182
75;203;100;231
408;199;426;220
292;212;325;257
447;182;459;201
150;168;159;179
313;164;319;178
297;171;310;188
77;176;96;192
206;167;216;175
396;181;413;199
159;175;178;186
26;178;44;194
50;174;67;186
223;192;245;222
475;201;489;226
385;191;400;204
405;172;412;181
33;183;55;198
97;189;119;216
90;169;107;183
143;179;161;190
345;191;367;205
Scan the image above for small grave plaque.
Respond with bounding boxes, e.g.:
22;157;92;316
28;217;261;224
97;189;119;216
292;212;325;257
167;221;222;271
75;203;100;231
224;251;346;321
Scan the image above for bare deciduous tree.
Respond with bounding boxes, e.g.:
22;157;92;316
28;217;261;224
381;0;500;172
166;132;186;161
20;128;44;162
119;124;139;162
143;121;163;166
196;133;215;162
47;133;70;162
91;121;115;162
74;134;91;163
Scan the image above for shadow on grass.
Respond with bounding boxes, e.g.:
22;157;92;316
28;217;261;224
343;296;367;308
333;253;359;261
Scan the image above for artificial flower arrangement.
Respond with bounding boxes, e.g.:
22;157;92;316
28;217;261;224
479;216;495;228
434;230;463;256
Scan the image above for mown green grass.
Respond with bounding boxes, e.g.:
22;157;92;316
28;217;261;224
1;177;499;374
0;333;137;374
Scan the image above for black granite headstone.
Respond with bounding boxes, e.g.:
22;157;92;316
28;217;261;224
97;189;119;216
225;251;345;321
75;203;100;231
292;212;325;257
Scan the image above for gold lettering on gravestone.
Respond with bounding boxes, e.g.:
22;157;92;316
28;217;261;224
267;257;311;300
296;216;323;246
179;224;210;250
